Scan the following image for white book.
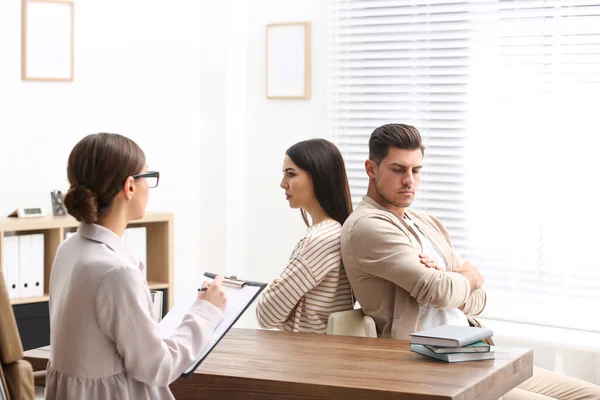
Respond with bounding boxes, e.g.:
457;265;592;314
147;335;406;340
426;341;491;354
19;234;33;298
410;324;493;347
150;290;164;322
18;234;44;298
30;233;45;297
4;235;20;299
411;344;495;363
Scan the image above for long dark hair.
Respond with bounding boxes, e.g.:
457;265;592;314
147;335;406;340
285;139;353;226
63;133;146;223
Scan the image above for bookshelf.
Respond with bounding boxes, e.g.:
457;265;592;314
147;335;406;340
0;212;174;309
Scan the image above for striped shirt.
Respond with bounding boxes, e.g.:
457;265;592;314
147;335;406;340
256;220;354;334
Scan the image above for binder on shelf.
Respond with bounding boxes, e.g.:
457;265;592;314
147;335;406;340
18;234;32;298
4;235;20;299
150;290;164;323
18;234;44;298
31;233;44;297
159;272;267;376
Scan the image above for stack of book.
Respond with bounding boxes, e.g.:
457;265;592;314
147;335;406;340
409;325;494;363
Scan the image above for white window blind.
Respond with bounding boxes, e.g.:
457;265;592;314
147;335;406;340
330;0;600;332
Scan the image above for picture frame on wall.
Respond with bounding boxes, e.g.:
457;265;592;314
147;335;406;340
266;22;311;100
21;0;74;82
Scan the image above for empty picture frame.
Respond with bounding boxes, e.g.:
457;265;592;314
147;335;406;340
21;0;74;82
266;22;311;99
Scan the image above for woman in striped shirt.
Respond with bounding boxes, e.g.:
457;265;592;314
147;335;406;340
256;139;354;334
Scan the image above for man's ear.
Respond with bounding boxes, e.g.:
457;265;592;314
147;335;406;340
124;176;135;200
365;159;377;179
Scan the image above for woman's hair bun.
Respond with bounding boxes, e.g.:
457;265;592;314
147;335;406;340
63;185;99;223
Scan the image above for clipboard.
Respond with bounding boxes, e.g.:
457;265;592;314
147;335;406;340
158;272;267;377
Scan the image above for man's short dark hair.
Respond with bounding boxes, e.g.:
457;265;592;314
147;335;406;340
369;123;425;165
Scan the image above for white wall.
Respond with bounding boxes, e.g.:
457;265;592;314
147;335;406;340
228;0;329;328
0;0;328;308
208;0;329;285
244;0;329;281
0;0;224;297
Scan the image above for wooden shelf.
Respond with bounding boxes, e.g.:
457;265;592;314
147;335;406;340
0;211;173;232
1;211;174;310
10;282;170;306
148;281;169;290
11;294;49;305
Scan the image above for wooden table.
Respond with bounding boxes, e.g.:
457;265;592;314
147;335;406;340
25;328;532;400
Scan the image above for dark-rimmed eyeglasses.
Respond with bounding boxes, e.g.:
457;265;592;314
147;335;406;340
115;171;160;194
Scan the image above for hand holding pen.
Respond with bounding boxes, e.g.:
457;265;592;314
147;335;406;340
197;275;227;311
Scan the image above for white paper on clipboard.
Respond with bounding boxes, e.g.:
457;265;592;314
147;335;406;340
159;273;264;375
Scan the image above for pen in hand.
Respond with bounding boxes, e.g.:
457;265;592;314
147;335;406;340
196;276;227;312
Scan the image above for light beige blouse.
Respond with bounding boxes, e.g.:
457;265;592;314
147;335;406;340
46;223;223;399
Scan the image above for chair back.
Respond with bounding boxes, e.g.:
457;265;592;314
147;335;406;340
0;273;34;400
327;308;377;338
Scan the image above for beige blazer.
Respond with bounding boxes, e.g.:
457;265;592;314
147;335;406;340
46;223;223;400
341;196;486;339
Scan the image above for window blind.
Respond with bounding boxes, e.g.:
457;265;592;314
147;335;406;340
330;0;600;332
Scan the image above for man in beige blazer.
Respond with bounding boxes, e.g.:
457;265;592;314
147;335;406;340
341;123;486;340
340;123;600;400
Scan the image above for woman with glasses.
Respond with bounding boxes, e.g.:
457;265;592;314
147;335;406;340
46;133;227;400
255;139;354;333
